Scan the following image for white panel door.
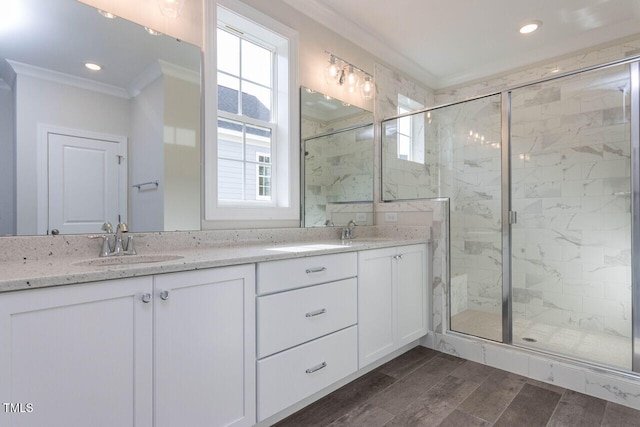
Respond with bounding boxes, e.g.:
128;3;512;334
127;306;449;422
153;265;256;427
48;132;123;234
0;277;153;427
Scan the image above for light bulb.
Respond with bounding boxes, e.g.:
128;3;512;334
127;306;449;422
325;56;340;84
360;76;374;100
346;66;359;86
158;0;186;18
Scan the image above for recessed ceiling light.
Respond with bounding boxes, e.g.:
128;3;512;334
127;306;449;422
519;20;542;34
85;62;102;71
98;10;116;19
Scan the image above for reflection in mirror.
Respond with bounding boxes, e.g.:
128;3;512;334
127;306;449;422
0;0;201;236
301;87;374;227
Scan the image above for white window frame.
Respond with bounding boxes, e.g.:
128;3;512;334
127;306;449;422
204;0;299;226
397;94;424;164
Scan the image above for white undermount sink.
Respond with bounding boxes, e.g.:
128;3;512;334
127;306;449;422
74;254;184;267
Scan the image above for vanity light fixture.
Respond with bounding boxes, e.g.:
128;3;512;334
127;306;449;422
324;51;374;101
97;9;116;19
84;62;102;71
519;20;542;34
158;0;186;19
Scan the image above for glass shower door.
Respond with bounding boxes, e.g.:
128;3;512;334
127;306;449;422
438;95;504;342
509;64;633;369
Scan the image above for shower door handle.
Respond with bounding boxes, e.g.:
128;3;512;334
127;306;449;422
508;211;517;225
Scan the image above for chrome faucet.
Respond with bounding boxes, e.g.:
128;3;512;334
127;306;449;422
93;222;136;257
341;220;357;240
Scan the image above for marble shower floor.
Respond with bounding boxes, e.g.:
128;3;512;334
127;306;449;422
275;347;640;426
451;310;632;370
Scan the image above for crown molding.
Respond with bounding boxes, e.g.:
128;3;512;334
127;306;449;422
6;60;129;99
128;60;200;97
158;60;200;85
127;61;163;97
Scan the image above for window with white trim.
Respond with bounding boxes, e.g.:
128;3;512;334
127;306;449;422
217;25;274;202
397;94;424;164
206;0;298;223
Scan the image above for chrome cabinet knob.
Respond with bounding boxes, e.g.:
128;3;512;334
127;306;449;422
141;293;152;303
160;290;170;300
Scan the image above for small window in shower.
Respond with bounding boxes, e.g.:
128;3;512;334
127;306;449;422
397;94;424;164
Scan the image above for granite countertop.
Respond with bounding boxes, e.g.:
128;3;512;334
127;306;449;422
0;237;429;293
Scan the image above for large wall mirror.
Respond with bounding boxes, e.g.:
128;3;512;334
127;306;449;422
0;0;201;236
301;86;374;227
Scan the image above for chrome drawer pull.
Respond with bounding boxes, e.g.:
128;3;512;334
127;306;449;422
305;361;327;374
305;308;327;318
305;267;327;274
393;254;404;260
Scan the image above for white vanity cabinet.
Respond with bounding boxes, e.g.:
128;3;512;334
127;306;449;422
153;265;255;427
0;276;154;427
0;264;255;427
358;244;429;368
256;253;358;421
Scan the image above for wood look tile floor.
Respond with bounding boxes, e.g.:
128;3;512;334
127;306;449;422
275;347;640;427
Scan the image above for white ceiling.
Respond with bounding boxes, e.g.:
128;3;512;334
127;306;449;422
283;0;640;89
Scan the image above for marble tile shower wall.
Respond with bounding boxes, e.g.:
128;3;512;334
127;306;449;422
427;37;640;341
510;65;632;339
440;96;503;315
303;124;374;227
374;63;435;207
381;113;436;200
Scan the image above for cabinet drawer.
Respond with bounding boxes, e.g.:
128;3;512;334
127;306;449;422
257;326;357;421
257;252;357;294
257;278;357;358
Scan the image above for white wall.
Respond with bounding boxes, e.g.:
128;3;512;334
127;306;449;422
129;76;165;232
14;73;130;235
163;74;201;231
0;84;15;236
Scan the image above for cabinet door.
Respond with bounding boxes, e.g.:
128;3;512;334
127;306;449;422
153;264;256;427
396;244;429;346
357;247;396;368
0;277;153;427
